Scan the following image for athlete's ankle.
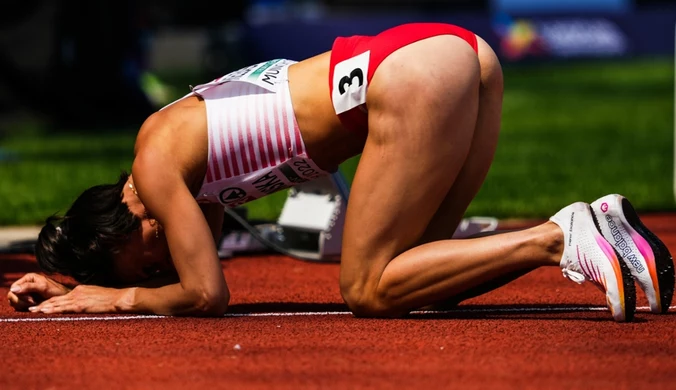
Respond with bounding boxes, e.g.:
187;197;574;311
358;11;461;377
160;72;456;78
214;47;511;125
537;221;564;266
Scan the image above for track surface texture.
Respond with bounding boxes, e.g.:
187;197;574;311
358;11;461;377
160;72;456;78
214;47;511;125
1;214;675;389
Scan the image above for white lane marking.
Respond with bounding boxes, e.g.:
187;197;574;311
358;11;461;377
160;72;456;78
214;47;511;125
0;315;166;323
0;305;672;323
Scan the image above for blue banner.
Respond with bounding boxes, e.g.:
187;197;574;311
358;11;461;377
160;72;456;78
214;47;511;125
243;6;676;63
492;0;632;14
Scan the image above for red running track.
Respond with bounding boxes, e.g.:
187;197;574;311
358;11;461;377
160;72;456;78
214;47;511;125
1;214;675;389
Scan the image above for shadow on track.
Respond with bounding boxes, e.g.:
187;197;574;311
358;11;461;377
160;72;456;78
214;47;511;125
228;302;349;314
408;304;649;322
227;302;649;322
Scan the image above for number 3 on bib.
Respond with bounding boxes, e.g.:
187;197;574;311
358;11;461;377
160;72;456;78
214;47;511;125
332;51;370;114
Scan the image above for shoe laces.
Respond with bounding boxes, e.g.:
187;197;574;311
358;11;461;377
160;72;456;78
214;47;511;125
561;250;605;290
561;248;588;284
562;267;586;284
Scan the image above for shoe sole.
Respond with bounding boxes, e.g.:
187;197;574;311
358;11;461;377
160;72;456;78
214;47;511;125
589;204;636;322
618;198;674;313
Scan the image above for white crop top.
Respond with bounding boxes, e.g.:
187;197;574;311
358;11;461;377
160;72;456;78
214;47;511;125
165;59;330;207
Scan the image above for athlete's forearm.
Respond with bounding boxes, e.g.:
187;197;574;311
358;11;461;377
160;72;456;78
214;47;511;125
116;283;230;317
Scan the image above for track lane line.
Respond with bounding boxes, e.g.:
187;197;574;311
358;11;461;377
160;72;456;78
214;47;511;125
1;305;673;322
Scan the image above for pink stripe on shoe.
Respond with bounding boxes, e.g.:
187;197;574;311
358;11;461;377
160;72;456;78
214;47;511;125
594;234;625;305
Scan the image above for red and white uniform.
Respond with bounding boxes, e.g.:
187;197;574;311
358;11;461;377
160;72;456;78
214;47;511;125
164;59;329;207
161;24;479;206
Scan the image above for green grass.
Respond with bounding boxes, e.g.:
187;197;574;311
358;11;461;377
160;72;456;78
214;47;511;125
0;58;674;225
478;59;675;217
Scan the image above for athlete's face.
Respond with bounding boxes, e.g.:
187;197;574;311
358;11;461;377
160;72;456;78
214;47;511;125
112;178;175;285
112;213;174;285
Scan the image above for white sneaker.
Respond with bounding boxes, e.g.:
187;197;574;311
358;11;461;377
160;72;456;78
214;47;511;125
550;202;636;322
591;194;674;314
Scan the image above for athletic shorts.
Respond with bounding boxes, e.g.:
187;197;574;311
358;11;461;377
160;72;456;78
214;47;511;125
329;23;478;134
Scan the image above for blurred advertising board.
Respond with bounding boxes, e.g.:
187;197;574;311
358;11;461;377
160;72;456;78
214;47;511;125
493;14;629;60
492;6;675;61
492;0;631;14
243;5;675;63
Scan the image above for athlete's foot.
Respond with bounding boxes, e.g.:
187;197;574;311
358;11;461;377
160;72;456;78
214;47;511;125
591;194;674;314
550;202;637;322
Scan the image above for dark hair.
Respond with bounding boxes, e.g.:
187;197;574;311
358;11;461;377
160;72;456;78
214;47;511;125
35;171;141;286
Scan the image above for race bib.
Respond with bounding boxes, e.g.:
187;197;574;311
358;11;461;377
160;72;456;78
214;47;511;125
332;51;370;114
196;157;328;207
192;59;296;94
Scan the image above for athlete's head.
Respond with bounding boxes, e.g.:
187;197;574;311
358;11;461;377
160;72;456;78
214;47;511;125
35;171;172;286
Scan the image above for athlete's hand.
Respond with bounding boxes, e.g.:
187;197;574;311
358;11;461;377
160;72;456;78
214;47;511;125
28;285;123;314
7;273;71;311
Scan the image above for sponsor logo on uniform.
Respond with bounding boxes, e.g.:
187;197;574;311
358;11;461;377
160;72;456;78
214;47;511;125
605;215;645;273
219;187;248;204
248;59;281;80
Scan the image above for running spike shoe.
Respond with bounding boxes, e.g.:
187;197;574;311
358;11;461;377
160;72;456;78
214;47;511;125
591;194;674;314
550;201;636;322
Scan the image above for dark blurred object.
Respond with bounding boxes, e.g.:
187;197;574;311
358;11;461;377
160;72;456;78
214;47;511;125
0;1;56;119
324;0;488;12
635;0;674;6
0;0;154;129
53;0;154;129
144;0;249;78
0;1;45;29
164;1;247;27
0;0;248;130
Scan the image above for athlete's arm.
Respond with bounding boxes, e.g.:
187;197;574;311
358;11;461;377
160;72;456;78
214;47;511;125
200;203;225;246
113;205;223;291
116;153;230;316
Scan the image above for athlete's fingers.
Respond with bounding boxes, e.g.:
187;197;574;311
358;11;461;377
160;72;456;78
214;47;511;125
36;303;75;314
7;291;35;311
10;281;45;295
28;295;65;313
8;291;19;306
35;298;77;314
9;273;37;293
10;273;48;295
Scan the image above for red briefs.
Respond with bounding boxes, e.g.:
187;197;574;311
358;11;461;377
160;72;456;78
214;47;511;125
328;23;478;134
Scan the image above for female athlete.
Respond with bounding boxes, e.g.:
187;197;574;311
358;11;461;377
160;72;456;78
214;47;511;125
8;23;673;322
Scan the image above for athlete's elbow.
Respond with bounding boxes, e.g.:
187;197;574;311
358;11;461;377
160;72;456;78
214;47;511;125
192;287;230;317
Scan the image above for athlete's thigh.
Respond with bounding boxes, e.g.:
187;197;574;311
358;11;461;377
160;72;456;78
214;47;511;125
417;35;504;244
339;35;480;292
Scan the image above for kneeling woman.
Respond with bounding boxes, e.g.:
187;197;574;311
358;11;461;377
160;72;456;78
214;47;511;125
8;23;673;322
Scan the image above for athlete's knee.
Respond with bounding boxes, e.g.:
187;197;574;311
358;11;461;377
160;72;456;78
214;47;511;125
341;285;403;318
340;273;406;318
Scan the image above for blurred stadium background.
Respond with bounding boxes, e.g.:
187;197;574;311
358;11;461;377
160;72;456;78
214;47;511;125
0;0;674;226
